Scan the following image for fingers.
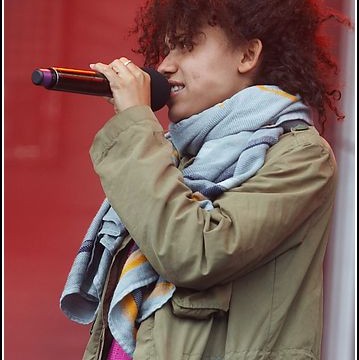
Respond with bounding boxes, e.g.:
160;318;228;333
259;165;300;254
89;62;119;85
90;58;138;77
89;57;151;113
90;57;148;86
109;57;135;75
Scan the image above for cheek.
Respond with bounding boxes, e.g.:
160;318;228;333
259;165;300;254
191;69;203;81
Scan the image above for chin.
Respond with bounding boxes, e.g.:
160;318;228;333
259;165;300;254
168;106;199;123
168;109;185;124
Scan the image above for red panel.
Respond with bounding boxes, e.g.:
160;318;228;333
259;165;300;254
4;1;168;359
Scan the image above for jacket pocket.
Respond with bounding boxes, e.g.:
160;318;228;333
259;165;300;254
171;282;232;320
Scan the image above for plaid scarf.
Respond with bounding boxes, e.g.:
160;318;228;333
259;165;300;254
60;85;312;357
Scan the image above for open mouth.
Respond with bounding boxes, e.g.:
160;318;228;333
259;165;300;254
169;81;185;94
171;85;185;94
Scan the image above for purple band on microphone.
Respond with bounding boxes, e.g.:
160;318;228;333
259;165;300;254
41;69;55;87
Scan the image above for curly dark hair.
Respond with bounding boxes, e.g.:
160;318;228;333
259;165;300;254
131;0;352;131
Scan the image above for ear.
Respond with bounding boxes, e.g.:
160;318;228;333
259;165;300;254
237;38;263;74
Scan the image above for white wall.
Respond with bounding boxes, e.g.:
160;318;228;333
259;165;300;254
321;0;356;359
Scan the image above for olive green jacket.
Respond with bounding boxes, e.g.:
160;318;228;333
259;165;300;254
83;106;337;360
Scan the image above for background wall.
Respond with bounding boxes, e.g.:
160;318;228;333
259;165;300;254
4;1;355;359
4;2;164;359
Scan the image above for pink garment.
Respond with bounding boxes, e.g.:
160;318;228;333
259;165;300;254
107;339;132;360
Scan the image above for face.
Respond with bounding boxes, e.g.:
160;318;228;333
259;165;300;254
157;25;251;123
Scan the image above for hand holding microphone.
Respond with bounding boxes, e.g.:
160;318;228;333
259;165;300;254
90;58;152;113
32;58;170;112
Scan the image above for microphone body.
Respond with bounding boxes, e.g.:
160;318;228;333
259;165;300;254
32;66;170;112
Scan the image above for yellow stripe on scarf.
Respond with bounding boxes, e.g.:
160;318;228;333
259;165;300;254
120;250;147;278
120;294;138;323
146;282;176;300
256;85;299;102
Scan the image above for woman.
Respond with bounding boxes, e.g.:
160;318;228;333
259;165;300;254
60;1;351;359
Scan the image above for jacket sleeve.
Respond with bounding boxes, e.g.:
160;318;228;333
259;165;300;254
90;105;337;290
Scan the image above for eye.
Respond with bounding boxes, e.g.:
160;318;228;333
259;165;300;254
177;39;187;49
161;36;194;58
177;38;194;52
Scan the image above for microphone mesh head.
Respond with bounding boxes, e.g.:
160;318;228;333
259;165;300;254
143;67;170;112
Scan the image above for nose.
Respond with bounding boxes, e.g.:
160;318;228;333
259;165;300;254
157;52;177;77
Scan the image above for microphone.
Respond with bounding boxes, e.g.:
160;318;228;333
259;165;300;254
31;66;170;112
